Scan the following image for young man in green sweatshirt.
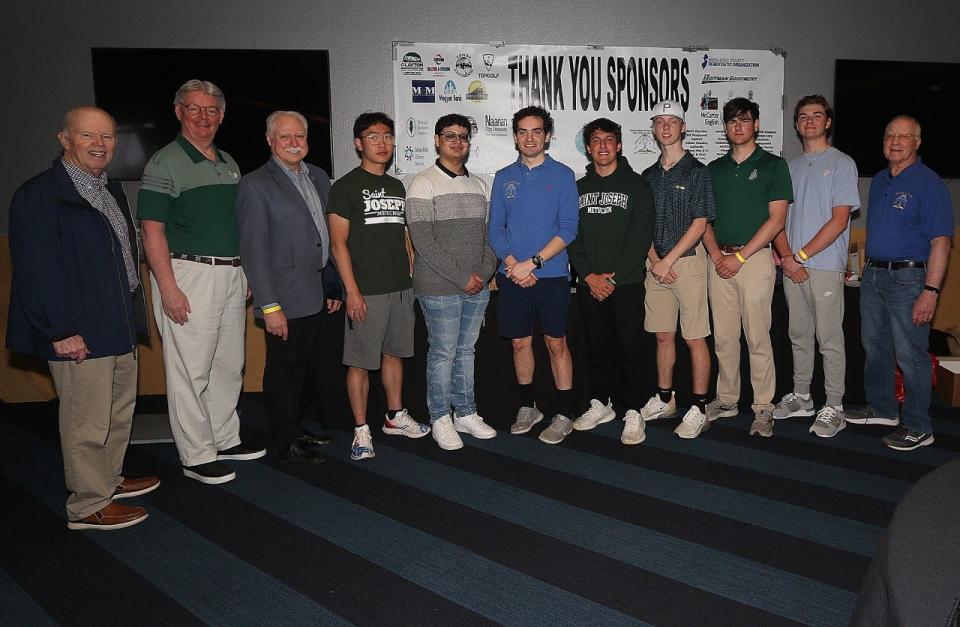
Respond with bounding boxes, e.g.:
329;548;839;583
568;118;655;445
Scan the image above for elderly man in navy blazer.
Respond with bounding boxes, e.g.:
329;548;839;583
237;110;342;466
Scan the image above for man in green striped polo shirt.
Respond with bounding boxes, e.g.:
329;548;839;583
139;79;265;485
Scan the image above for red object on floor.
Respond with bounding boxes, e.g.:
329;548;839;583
895;354;938;403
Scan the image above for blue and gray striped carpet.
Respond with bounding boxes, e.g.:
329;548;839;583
2;398;959;626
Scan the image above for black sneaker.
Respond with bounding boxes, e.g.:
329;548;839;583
217;443;266;461
278;442;325;467
299;430;332;446
882;428;934;451
182;461;236;484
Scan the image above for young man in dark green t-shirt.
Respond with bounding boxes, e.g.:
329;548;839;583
327;112;429;461
703;98;793;438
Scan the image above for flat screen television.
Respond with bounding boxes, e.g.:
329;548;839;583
91;48;333;180
833;59;959;178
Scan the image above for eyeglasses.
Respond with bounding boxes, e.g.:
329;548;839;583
883;132;918;142
362;133;395;144
180;103;222;117
441;132;471;143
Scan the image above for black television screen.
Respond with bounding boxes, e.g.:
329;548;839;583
91;48;332;180
833;59;959;178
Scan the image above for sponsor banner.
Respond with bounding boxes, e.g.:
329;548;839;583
393;43;784;176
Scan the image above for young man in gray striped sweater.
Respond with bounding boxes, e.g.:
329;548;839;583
405;114;499;450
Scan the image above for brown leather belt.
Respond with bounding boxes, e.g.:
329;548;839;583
718;243;770;254
171;253;242;267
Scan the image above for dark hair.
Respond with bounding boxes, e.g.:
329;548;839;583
581;118;622;148
512;105;554;135
722;97;760;123
793;94;834;139
435;113;471;136
353;112;394;139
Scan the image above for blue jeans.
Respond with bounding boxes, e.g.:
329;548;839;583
860;266;932;433
418;290;490;422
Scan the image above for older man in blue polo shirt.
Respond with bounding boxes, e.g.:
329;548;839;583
489;105;579;444
848;115;953;451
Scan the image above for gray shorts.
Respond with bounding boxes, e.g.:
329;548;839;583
343;288;415;370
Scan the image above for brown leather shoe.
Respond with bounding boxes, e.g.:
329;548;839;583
67;502;148;530
112;476;161;500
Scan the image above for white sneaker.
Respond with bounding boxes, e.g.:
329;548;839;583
432;415;464;450
538;415;573;444
674;406;709;439
454;413;497;439
640;393;678;421
621;410;646;445
382;409;431;438
351;425;375;460
573;398;617;431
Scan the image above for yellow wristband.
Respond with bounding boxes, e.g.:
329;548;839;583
262;305;282;314
797;248;809;261
734;251;747;264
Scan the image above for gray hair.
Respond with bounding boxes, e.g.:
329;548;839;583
887;114;922;139
174;79;226;110
266;110;309;136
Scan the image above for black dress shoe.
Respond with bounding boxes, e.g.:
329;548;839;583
278;442;325;467
299;430;332;446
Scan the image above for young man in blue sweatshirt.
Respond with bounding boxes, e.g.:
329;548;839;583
489;106;580;444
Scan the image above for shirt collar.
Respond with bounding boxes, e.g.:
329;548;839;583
176;133;226;164
60;157;108;194
273;155;306;177
435;159;469;178
723;144;765;166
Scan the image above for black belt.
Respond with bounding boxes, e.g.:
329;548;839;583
865;259;925;270
171;253;242;267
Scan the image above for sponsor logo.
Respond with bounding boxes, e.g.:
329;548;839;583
439;79;463;103
702;54;761;69
412;80;435;103
404;146;414;161
465;80;488;102
455;53;473;77
465;116;480;136
401;52;423;76
702;74;758;84
484;113;510;137
700;90;718;110
427;52;451;75
479;53;500;78
630;129;657;154
405;117;431;137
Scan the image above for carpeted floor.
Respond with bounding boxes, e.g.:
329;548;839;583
2;393;958;626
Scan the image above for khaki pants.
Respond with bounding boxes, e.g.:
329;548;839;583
152;260;246;466
783;268;846;406
708;249;775;411
49;352;137;521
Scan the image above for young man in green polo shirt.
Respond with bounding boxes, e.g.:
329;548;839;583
703;98;793;437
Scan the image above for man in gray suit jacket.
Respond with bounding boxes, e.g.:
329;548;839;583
237;110;342;466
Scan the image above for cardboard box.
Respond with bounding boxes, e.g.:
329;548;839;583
935;357;960;407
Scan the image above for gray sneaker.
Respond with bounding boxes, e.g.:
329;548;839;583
810;405;846;438
846;406;899;426
538;415;573;444
772;392;815;420
705;398;739;421
749;409;774;437
510;406;544;434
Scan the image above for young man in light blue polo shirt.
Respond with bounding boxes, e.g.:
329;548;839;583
772;95;860;437
489;106;580;444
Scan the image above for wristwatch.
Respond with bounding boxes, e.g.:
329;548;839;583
531;254;545;269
